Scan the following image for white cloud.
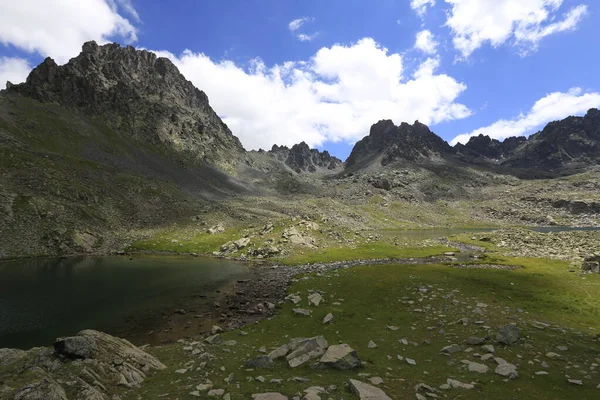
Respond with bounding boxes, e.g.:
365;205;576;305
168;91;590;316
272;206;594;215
288;17;313;32
109;0;141;22
414;30;439;54
445;0;589;58
297;32;320;42
288;17;318;42
157;38;471;150
0;0;138;64
450;88;600;145
411;0;436;17
0;57;31;87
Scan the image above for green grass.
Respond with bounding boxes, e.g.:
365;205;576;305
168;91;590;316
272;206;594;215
282;242;456;265
131;259;600;400
128;228;245;254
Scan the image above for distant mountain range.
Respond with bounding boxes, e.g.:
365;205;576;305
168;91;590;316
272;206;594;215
6;41;599;179
1;41;599;257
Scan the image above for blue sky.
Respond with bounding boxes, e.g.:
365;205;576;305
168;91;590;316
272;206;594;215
1;0;599;160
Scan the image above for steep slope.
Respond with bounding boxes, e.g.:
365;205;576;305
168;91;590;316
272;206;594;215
345;120;454;171
503;108;600;174
0;42;256;258
6;41;245;172
0;93;252;258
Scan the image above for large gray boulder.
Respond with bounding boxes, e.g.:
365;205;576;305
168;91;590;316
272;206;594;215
496;324;520;345
348;379;392;400
316;344;361;370
53;336;96;359
286;336;328;368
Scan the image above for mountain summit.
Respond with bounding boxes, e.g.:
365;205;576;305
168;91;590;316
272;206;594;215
6;41;245;170
345;119;454;170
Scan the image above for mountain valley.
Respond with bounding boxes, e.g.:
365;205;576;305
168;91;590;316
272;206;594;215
0;42;599;400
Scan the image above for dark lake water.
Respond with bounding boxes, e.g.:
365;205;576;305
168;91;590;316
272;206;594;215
0;255;249;349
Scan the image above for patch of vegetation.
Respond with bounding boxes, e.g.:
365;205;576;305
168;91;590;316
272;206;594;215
281;242;455;265
134;260;600;399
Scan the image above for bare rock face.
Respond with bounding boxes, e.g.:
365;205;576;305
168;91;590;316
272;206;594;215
12;378;68;400
456;134;526;160
503;108;600;173
263;142;343;173
345;120;454;170
5;41;245;171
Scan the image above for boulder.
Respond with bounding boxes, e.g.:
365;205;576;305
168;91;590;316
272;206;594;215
323;313;333;324
267;344;290;360
348;379;392;400
286;336;328;368
495;363;519;379
53;336;96;359
234;237;251;249
466;337;487;345
440;344;462;354
293;308;312;317
496;324;520;345
316;344;361;370
207;225;225;234
447;378;475;389
582;255;600;273
467;362;489;373
307;293;323;306
247;355;274;369
253;393;288;400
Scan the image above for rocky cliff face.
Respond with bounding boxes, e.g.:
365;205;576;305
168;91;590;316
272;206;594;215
456;134;526;160
503;108;600;172
280;142;342;173
345;120;454;170
5;41;245;171
258;142;342;173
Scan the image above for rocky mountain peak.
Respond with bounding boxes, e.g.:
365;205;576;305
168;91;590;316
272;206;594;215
345;119;454;170
5;41;245;170
456;134;526;159
503;108;600;172
259;142;342;173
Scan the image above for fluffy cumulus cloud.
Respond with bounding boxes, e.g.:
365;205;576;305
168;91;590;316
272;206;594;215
445;0;589;58
451;88;600;145
414;30;439;54
0;57;31;87
0;0;138;64
411;0;436;17
157;38;471;150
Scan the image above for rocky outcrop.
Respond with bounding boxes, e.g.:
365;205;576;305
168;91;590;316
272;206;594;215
5;41;245;170
261;142;342;173
456;134;526;160
503;108;600;172
345;120;454;170
0;330;165;400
